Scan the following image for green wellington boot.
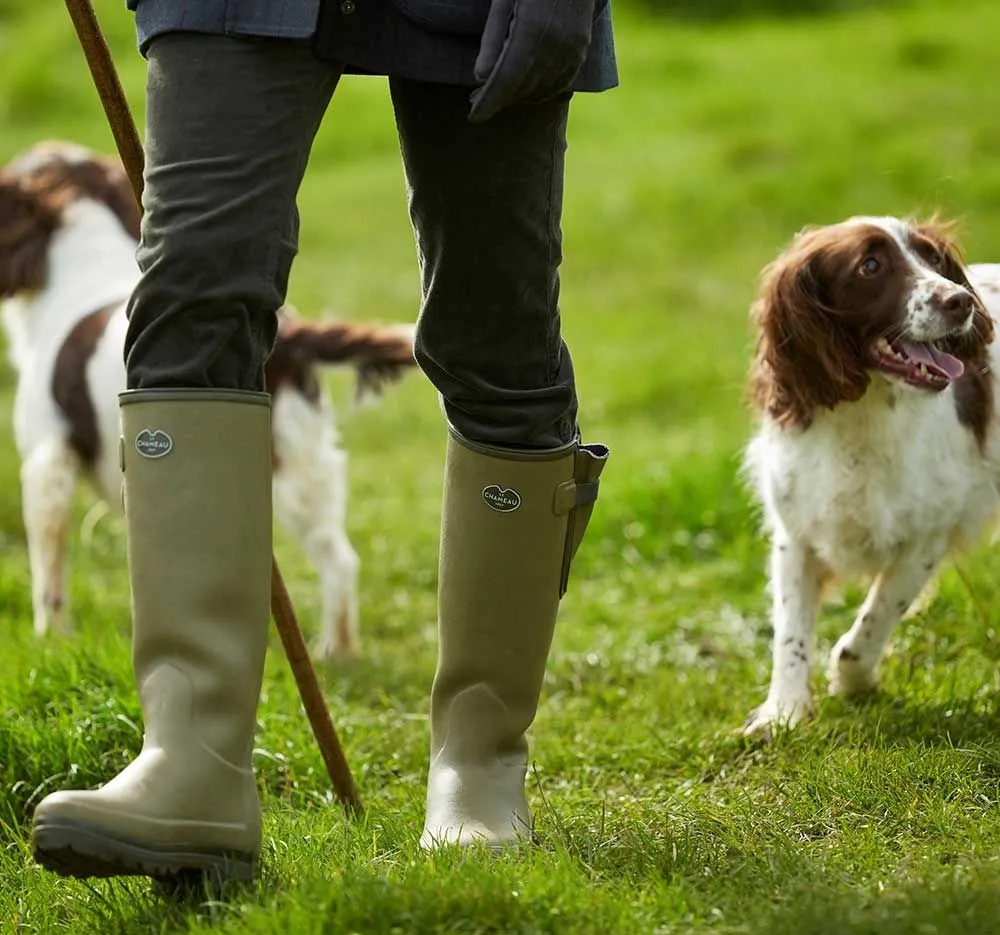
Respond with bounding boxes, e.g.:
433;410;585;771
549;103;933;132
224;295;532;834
420;428;609;849
31;389;273;884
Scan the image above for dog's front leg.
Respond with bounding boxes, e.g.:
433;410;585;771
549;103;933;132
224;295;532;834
21;440;79;637
827;542;946;697
744;535;826;737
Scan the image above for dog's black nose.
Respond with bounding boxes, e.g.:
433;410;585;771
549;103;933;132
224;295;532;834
939;289;974;326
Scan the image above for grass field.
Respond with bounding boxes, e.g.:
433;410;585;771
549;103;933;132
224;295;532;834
5;0;1000;931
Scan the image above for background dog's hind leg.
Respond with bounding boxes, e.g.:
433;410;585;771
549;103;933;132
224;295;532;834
271;386;361;662
310;528;360;663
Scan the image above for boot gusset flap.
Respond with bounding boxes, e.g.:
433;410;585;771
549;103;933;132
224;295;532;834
558;441;610;596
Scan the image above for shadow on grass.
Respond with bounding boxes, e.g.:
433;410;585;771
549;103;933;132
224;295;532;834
533;783;1000;934
821;692;1000;750
734;862;1000;935
51;875;272;935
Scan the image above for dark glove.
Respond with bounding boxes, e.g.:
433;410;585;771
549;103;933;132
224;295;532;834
468;0;597;123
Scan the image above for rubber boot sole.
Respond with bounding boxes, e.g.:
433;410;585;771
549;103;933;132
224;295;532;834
32;818;256;885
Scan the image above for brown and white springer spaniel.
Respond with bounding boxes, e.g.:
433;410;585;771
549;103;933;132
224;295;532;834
0;141;417;661
742;215;1000;736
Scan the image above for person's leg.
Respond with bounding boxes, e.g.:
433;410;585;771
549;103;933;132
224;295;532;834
31;34;341;885
392;79;578;450
125;36;338;391
389;78;609;848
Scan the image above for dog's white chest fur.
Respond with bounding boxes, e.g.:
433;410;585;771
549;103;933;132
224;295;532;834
746;377;1000;578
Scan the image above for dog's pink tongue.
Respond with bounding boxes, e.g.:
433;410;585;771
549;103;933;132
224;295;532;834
897;339;965;380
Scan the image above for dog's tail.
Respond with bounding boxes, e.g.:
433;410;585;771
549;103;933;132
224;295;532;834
267;307;418;403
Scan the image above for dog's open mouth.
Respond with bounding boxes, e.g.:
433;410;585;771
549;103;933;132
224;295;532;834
868;336;965;391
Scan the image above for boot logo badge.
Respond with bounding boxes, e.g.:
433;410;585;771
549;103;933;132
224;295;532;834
135;429;173;459
482;485;521;513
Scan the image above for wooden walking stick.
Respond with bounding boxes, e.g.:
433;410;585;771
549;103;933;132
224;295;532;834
63;0;363;816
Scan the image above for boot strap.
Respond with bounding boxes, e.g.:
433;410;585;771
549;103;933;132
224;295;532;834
553;479;600;515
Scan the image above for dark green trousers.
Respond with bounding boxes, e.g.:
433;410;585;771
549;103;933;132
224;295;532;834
125;33;580;449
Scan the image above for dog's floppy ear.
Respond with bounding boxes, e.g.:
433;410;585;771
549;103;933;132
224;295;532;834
92;155;141;241
748;232;870;429
0;172;62;298
32;155;141;242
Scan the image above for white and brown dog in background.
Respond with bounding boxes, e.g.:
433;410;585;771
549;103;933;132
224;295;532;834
743;215;1000;735
0;140;417;661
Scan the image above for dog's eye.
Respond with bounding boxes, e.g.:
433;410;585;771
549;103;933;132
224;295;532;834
858;256;881;277
927;250;944;268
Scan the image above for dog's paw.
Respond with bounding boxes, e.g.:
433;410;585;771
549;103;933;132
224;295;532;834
827;637;878;697
34;604;72;639
742;695;813;739
313;634;360;666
